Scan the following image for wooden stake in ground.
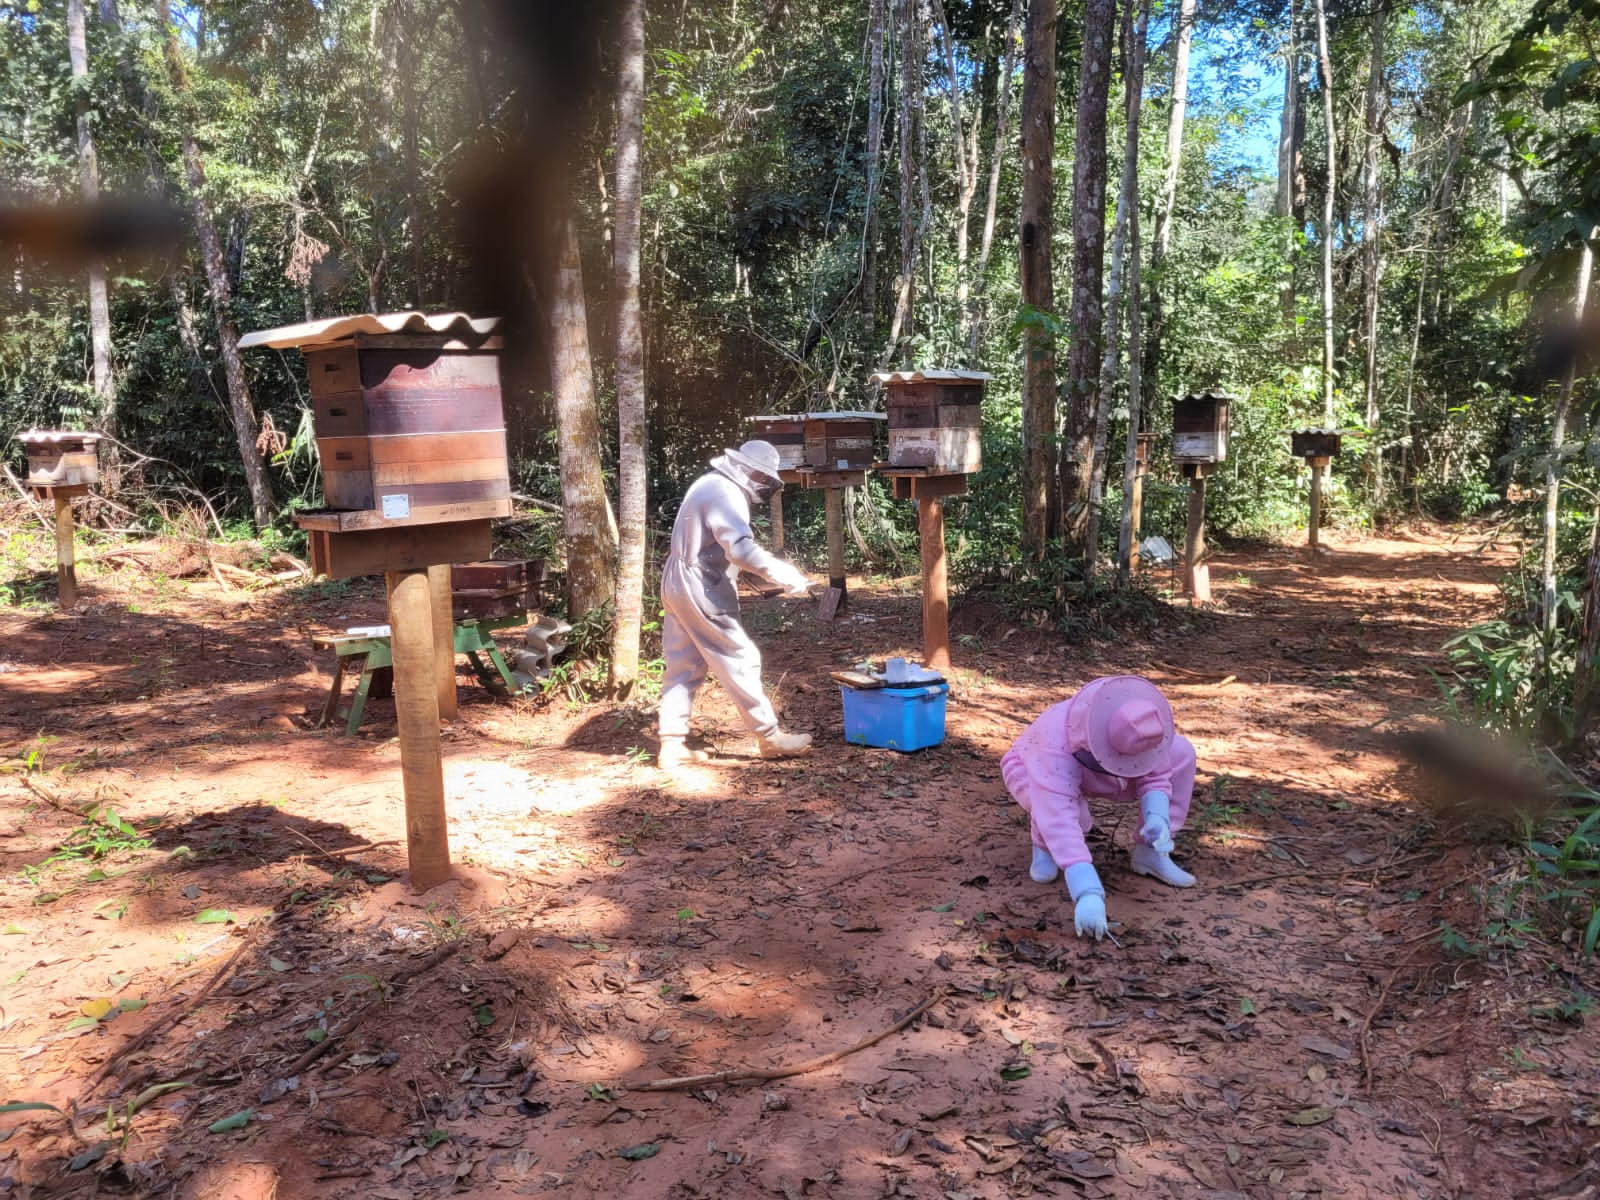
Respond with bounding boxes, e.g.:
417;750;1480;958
770;491;785;553
920;496;950;669
426;562;457;720
1183;465;1211;604
824;485;847;609
385;568;452;890
1309;455;1329;552
54;492;78;610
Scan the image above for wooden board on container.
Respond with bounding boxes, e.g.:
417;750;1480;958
297;497;512;532
830;668;886;689
306;519;494;579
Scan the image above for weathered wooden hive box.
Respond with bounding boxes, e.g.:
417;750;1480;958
746;415;808;471
871;369;990;473
1172;390;1234;465
240;312;510;529
1134;431;1158;469
17;430;101;488
451;559;545;619
1291;428;1342;459
804;411;884;470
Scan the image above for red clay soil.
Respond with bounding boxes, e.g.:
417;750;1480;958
1;522;1597;1199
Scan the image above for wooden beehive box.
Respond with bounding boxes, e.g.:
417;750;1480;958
1291;428;1342;459
17;430;101;489
240;313;510;530
1172;390;1234;465
451;558;545;619
746;415;808;471
804;411;884;470
871;369;991;473
1134;431;1158;469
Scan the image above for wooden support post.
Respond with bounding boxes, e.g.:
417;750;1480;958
824;486;847;599
919;496;950;670
53;493;77;610
1308;455;1329;552
770;491;785;553
385;568;452;891
1183;466;1211;606
1129;469;1146;573
426;563;457;720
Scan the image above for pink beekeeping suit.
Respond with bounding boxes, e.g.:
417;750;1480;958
1001;677;1196;870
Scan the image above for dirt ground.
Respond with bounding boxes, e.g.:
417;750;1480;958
2;520;1598;1200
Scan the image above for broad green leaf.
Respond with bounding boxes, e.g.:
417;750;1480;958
194;909;236;924
207;1109;252;1133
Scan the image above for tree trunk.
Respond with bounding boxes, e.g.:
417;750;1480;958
547;210;618;619
68;0;114;420
1090;0;1149;589
1543;237;1594;645
1276;0;1301;328
611;0;647;694
1141;0;1195;438
970;0;1023;355
883;0;921;364
1361;1;1387;501
931;0;977;350
1060;0;1117;556
862;0;886;369
1313;0;1337;424
1019;0;1057;554
159;1;275;528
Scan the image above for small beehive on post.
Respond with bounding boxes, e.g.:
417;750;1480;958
1172;390;1234;465
1134;431;1158;473
1291;428;1343;460
450;559;545;620
17;430;101;489
872;369;990;474
746;415;808;471
804;411;884;471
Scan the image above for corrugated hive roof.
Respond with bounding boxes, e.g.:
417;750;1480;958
868;368;992;384
15;429;102;445
749;411;886;422
239;311;500;350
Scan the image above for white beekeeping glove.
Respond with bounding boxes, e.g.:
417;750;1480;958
1139;791;1175;854
1064;862;1107;940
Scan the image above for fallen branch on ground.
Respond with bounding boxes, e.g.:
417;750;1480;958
627;989;943;1092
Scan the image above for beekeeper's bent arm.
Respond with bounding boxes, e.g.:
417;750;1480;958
704;493;809;593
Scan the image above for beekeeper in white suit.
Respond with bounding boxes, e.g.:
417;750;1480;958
658;440;815;768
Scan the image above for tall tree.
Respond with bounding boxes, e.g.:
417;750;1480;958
1360;1;1388;489
1542;239;1594;645
1090;0;1149;587
67;0;113;419
883;0;924;364
1019;0;1057;554
1275;0;1304;327
157;0;275;528
547;209;618;619
1142;0;1195;432
969;0;1023;355
1313;0;1337;424
931;0;977;348
1061;0;1117;555
861;0;886;365
611;0;648;694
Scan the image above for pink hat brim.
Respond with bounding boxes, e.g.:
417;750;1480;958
1065;676;1174;777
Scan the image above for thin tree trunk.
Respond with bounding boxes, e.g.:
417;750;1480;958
862;0;886;370
611;0;648;693
1361;2;1387;501
969;0;1023;355
1060;0;1117;556
931;0;977;345
883;0;919;364
1089;0;1149;589
1141;0;1196;436
547;209;618;619
68;0;114;419
1542;237;1594;645
1019;0;1057;554
159;1;274;528
1276;0;1301;328
1314;0;1337;424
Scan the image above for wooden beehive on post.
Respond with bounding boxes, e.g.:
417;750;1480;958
746;415;808;471
804;411;884;470
1134;431;1158;472
1291;428;1343;459
17;430;101;489
450;559;545;620
872;369;990;474
1172;390;1234;465
240;313;510;578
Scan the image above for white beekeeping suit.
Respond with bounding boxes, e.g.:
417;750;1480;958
658;440;814;767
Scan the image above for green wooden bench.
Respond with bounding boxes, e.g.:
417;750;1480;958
313;614;528;735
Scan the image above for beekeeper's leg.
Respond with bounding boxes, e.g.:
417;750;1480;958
658;610;710;766
1130;736;1198;887
700;620;780;736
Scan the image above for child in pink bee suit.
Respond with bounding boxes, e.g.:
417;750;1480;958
1002;676;1197;940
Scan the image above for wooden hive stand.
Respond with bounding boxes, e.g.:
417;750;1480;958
15;430;102;610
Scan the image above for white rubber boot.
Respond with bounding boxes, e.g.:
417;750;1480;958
1130;843;1196;888
659;737;710;769
1029;846;1060;884
757;730;813;758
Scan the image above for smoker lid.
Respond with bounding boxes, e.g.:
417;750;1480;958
239;311;501;350
15;429;103;446
868;368;992;384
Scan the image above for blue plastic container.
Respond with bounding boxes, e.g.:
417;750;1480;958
840;682;948;752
